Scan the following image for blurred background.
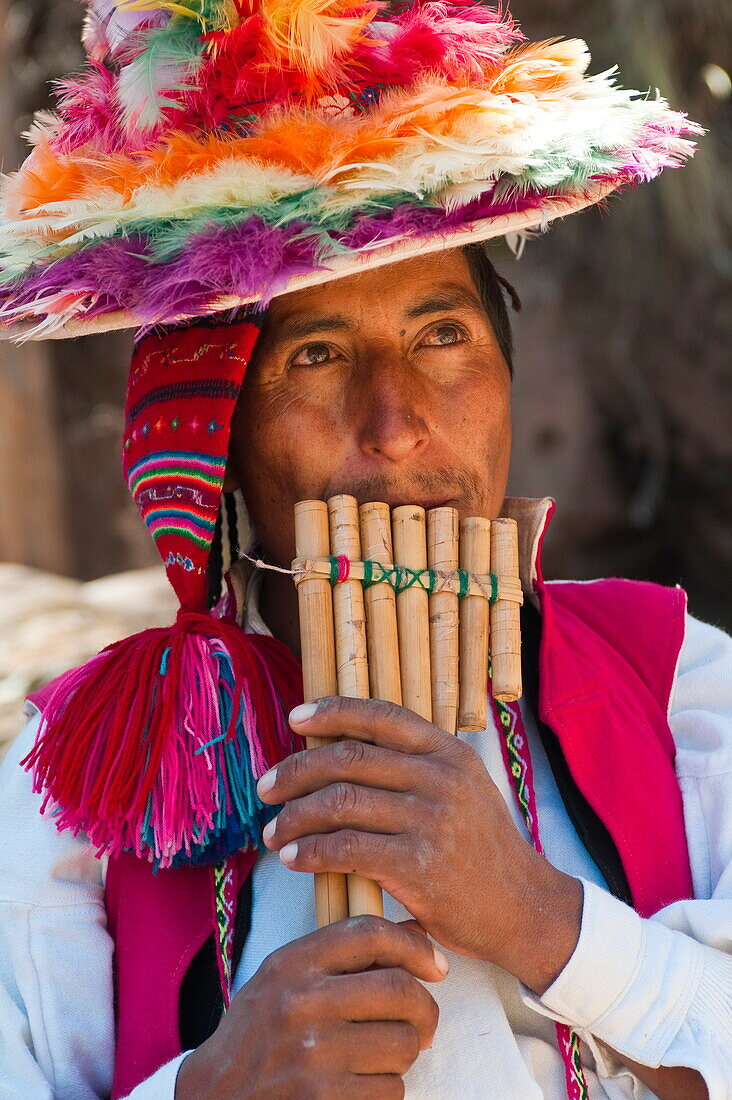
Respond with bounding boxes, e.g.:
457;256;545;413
0;0;730;747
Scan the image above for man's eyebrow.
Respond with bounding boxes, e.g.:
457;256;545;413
267;313;353;344
265;284;484;344
404;286;485;320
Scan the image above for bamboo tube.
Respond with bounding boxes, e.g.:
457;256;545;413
427;507;459;734
328;495;383;919
490;518;523;703
294;500;349;928
328;495;370;700
392;506;432;722
457;517;491;732
359;502;402;706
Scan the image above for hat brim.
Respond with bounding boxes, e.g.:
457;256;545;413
0;179;614;342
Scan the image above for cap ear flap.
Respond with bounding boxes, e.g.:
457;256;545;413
22;314;305;871
123;316;262;612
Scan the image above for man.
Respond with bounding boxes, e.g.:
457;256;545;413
2;246;731;1100
1;2;728;1098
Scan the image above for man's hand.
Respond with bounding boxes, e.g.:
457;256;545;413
258;697;583;994
176;916;446;1100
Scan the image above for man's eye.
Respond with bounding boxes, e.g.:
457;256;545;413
290;343;334;367
420;324;466;347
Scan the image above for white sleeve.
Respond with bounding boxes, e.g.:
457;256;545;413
120;1054;190;1100
0;714;186;1100
521;612;732;1098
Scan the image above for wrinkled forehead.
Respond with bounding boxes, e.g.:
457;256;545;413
254;248;489;348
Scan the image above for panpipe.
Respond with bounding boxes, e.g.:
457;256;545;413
293;495;524;928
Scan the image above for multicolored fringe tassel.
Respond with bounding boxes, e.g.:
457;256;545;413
490;673;590;1100
22;623;303;869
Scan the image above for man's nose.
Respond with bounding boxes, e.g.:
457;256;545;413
354;357;430;464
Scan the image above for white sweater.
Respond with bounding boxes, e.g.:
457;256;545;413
0;611;731;1099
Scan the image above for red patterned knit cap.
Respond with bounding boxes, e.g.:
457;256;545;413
123;313;259;612
23;313;303;870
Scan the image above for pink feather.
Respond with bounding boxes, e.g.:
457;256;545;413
52;61;127;153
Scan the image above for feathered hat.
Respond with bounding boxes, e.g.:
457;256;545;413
0;0;701;340
11;1;702;874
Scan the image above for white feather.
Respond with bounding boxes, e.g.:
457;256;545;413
22;111;61;148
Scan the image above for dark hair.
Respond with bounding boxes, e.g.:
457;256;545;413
462;243;521;375
207;490;240;609
207;508;224;608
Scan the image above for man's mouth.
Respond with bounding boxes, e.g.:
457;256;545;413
323;478;469;512
376;495;458;511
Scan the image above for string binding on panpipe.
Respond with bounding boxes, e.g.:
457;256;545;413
293;495;524;927
291;554;523;606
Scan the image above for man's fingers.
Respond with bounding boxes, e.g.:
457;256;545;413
279;828;413;887
289;696;451;755
325;970;439;1050
268;915;448;983
343;1074;405;1099
337;1020;423;1073
263;784;416;849
258;739;428;805
256;696;467;807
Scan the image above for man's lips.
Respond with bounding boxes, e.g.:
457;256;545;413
387;496;458;511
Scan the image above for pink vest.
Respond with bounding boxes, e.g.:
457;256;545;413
30;577;695;1098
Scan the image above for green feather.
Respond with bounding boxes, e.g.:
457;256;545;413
115;0;238;33
117;18;205;131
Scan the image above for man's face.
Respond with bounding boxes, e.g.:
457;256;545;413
228;249;512;566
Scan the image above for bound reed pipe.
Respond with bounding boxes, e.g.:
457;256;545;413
293;499;523;927
359;502;402;707
458;517;492;732
328;495;383;919
294;500;349;927
392;506;433;722
490;518;522;703
427;507;460;735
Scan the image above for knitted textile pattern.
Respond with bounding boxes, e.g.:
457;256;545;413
491;688;589;1100
123;315;255;611
0;0;702;340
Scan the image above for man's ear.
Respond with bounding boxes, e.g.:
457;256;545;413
223;463;239;493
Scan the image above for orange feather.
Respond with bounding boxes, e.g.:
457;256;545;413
259;0;378;77
487;38;590;97
3;74;544;214
4;143;90;218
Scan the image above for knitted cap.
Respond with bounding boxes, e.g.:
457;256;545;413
0;0;702;340
23;314;305;870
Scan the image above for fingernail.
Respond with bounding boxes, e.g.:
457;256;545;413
289;702;318;725
280;842;298;866
262;818;277;844
257;768;277;796
432;947;449;975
